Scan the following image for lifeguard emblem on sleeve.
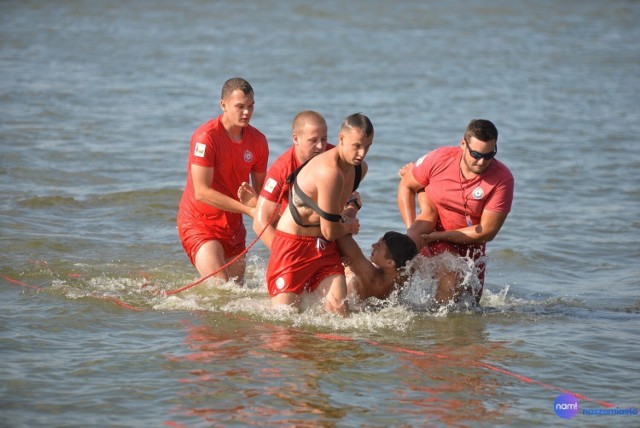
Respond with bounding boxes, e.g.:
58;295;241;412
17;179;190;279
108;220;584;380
264;178;277;193
194;143;206;157
243;150;254;163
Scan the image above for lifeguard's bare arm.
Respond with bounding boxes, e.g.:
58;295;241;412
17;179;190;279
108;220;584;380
317;170;359;241
397;167;424;229
424;209;509;245
252;197;279;249
191;164;254;216
337;235;376;281
407;195;438;249
337;235;378;299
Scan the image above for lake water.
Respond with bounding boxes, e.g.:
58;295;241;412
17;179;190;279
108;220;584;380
1;1;639;426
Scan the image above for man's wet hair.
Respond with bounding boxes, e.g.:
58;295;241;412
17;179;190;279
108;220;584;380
221;77;254;100
464;119;498;143
382;231;418;269
340;112;374;138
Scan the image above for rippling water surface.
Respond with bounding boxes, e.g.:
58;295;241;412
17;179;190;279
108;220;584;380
1;1;639;426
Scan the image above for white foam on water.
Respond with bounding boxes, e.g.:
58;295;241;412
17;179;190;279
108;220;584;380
51;253;594;331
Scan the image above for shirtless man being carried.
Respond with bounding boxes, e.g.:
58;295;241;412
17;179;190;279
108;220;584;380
339;231;418;302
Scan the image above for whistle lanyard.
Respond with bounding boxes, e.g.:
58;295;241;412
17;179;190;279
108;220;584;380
459;169;474;227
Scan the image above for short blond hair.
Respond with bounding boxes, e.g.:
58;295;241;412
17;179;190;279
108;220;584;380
292;110;327;135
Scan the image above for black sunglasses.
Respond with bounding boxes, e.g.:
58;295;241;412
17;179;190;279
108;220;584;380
465;140;497;160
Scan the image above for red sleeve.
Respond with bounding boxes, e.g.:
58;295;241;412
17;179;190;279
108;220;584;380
412;152;433;187
251;129;269;174
259;152;291;202
188;130;216;168
484;166;514;213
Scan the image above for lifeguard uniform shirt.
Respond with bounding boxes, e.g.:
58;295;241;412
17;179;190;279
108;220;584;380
412;146;514;233
260;143;334;214
177;115;268;259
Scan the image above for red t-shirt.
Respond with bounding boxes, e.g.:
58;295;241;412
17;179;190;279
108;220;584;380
259;143;335;213
179;115;269;228
412;146;514;232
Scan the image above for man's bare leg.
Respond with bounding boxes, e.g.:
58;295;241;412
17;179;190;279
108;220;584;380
194;240;246;283
315;274;349;316
433;265;461;304
271;291;301;311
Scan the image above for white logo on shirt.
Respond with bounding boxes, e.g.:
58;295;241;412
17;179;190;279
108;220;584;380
472;187;485;200
194;143;206;157
264;178;277;193
244;150;254;163
416;155;426;166
276;277;286;290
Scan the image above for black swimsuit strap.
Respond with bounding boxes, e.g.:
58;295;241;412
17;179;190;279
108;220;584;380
352;164;362;193
286;162;343;227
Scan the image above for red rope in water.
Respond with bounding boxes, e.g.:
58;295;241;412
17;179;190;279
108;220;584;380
6;184;616;409
315;333;616;408
1;274;42;290
164;186;285;295
1;273;617;409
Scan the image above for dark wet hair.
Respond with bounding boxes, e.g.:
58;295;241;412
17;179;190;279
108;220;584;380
340;112;374;138
382;231;418;269
464;119;498;143
221;77;254;100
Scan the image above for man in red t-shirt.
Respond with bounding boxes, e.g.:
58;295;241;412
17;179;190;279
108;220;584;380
177;77;269;283
397;119;514;304
237;110;345;249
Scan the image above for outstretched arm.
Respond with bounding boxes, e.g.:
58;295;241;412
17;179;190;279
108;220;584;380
337;235;376;299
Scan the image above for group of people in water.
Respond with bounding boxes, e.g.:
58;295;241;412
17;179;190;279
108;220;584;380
177;77;514;315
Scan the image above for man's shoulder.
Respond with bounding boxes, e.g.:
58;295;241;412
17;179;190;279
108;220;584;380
489;159;514;181
269;146;297;173
273;145;297;163
244;124;268;144
415;146;458;173
191;117;222;141
431;146;459;159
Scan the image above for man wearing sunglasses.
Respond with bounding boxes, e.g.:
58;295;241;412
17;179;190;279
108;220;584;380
397;119;514;305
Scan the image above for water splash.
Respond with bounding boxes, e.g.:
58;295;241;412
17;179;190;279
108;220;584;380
400;253;484;314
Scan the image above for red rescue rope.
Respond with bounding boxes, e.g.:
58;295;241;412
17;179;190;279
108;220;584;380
164;186;286;295
315;333;616;408
1;274;43;290
1;274;616;408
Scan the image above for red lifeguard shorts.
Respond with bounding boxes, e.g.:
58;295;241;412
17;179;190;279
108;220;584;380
177;212;246;265
266;230;344;296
